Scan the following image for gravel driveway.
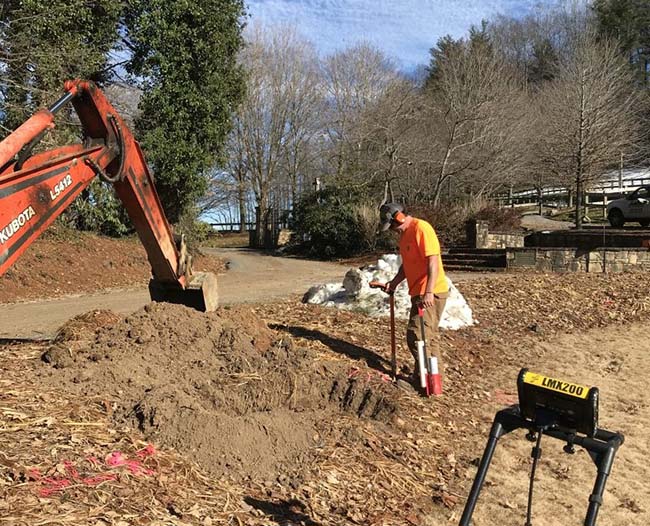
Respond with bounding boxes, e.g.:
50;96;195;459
0;247;502;340
0;248;346;339
520;214;574;231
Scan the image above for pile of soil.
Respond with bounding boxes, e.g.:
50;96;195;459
37;303;398;483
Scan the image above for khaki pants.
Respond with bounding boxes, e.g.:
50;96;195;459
406;292;447;381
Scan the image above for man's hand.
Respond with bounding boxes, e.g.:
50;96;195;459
369;281;394;294
421;292;435;309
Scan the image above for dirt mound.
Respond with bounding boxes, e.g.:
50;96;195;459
51;309;122;345
38;303;398;483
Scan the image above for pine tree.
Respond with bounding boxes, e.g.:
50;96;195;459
592;0;650;84
529;38;559;85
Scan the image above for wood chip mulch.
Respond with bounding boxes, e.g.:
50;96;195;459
2;271;649;525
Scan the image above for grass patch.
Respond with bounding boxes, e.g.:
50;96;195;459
202;232;249;248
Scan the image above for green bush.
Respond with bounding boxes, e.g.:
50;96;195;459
292;193;522;256
61;180;131;237
292;187;375;258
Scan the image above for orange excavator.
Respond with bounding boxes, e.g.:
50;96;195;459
0;80;218;311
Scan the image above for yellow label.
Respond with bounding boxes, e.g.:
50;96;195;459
523;372;589;399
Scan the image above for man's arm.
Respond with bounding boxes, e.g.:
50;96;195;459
422;255;439;308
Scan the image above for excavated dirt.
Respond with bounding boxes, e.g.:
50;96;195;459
37;303;398;483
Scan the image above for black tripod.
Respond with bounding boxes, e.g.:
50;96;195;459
458;405;624;526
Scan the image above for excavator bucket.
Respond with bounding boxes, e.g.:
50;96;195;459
149;271;219;312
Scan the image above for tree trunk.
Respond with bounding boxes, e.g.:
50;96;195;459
575;178;583;229
254;189;270;248
575;67;586;230
237;178;247;233
432;183;442;207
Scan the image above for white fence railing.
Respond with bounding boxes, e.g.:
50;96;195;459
494;171;650;206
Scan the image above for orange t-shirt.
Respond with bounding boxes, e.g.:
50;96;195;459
399;218;448;297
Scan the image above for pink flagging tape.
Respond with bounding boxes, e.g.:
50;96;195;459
29;444;156;497
347;366;392;383
105;451;155;476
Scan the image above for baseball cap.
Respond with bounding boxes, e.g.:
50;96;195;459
379;203;405;231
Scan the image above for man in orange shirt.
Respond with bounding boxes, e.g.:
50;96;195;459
379;203;449;391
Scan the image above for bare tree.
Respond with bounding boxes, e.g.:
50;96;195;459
201;123;250;231
279;34;325;209
206;110;260;232
350;78;422;203
321;43;400;185
533;32;646;228
489;2;594;87
216;24;324;242
422;35;529;205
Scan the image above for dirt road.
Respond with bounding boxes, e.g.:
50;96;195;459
0;248;347;339
520;213;574;231
0;247;495;339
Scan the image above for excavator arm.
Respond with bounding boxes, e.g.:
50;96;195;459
0;80;218;311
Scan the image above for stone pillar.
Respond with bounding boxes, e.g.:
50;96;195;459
466;220;489;249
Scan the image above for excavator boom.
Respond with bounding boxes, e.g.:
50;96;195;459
0;80;218;312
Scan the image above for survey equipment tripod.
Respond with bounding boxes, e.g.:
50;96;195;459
459;369;624;526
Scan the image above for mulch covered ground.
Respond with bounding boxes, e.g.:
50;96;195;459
2;271;649;525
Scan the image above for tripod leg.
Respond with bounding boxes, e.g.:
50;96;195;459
458;408;524;526
459;419;509;525
459;436;499;525
584;446;617;526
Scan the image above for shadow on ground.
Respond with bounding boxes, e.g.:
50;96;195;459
244;496;319;525
269;323;391;375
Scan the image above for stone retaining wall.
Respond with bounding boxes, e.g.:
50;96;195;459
507;247;650;272
525;230;650;249
486;232;526;249
467;220;526;249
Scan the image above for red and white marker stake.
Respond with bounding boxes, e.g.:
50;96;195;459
417;341;427;390
418;306;443;397
428;356;443;396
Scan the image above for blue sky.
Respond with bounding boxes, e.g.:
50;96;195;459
244;1;560;71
